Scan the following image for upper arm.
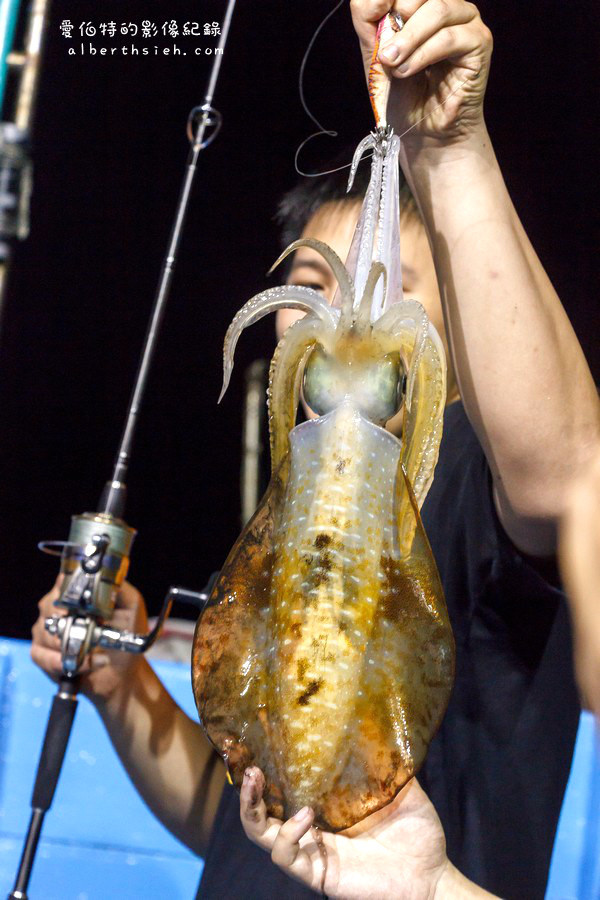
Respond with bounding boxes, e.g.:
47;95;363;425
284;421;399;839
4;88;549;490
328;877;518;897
493;481;558;558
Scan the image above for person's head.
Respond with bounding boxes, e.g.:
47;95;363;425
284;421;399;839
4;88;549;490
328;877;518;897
273;156;459;420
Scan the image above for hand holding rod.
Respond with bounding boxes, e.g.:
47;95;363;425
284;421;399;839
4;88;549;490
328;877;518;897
11;579;209;899
46;585;207;657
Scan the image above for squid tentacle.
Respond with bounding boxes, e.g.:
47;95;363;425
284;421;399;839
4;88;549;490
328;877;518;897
348;144;384;316
346;133;375;193
269;238;355;332
219;285;337;402
376;133;403;315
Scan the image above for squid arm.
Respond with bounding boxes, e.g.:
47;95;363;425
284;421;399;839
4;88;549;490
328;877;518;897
219;284;336;402
342;124;403;323
374;302;446;554
268;316;333;472
270;237;355;333
375;302;446;508
355;261;387;333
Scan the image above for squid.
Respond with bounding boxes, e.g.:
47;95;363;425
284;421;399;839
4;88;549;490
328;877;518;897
192;13;455;831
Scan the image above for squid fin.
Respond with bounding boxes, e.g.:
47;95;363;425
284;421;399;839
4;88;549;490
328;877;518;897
192;459;290;819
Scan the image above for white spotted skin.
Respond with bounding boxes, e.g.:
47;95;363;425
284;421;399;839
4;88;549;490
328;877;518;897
266;401;402;806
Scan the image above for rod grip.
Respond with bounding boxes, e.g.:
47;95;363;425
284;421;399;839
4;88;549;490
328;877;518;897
31;678;78;811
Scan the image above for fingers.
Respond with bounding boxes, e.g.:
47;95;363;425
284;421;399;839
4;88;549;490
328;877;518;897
30;642;63;680
37;573;63;610
31;617;60;658
115;580;148;632
387;23;485;80
271;806;314;868
350;0;450;41
240;767;281;850
380;0;476;62
31;576;66;679
239;768;322;892
366;0;397;19
351;0;395;27
350;0;391;48
379;0;487;73
30;574;131;687
30;634;109;682
32;579;63;647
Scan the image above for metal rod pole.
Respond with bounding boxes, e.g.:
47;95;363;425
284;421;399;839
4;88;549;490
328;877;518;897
241;359;268;526
101;0;237;517
14;0;51;130
10;676;79;899
0;0;51;331
9;809;44;899
0;0;21;110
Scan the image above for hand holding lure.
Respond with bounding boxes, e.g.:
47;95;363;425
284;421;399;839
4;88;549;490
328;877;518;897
192;13;454;831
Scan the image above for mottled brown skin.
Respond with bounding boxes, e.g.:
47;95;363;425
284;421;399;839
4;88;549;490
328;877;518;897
192;454;454;831
192;464;288;820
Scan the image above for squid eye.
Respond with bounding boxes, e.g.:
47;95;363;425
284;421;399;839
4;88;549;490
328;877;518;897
356;354;405;425
303;346;345;417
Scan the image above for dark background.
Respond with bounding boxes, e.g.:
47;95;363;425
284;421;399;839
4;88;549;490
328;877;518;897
0;1;597;638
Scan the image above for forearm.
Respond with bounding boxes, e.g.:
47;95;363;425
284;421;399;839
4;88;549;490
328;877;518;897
435;861;499;898
402;129;600;550
92;657;224;855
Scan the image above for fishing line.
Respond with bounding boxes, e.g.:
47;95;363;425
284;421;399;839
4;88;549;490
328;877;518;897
296;71;474;178
396;72;477;140
294;0;476;181
294;0;345;177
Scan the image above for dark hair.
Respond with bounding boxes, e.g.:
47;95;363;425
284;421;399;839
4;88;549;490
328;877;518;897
275;146;417;250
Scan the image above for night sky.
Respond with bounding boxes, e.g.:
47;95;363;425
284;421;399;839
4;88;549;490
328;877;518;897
0;1;597;638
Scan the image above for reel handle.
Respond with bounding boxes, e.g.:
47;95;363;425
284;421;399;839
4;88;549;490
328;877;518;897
45;585;208;668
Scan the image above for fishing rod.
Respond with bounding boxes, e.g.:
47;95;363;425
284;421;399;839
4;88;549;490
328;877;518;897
0;0;51;329
10;1;237;896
